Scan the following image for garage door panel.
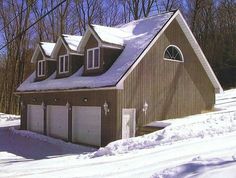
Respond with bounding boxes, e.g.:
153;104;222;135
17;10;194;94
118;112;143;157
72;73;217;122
47;105;68;140
27;105;44;134
72;106;101;146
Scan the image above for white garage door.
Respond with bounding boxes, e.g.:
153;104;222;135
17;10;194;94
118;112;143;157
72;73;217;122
27;104;44;134
72;106;101;146
47;105;68;140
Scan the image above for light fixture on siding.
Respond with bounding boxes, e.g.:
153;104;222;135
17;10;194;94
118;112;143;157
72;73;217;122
83;98;88;102
66;102;71;111
103;101;110;116
41;101;46;109
20;101;25;109
32;97;37;102
142;101;148;115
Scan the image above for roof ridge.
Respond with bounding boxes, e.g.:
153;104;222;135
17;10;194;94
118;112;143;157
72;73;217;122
116;11;175;28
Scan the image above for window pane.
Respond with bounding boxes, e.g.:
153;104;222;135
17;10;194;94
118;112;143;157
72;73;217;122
38;62;41;76
175;53;181;61
65;56;69;72
42;61;45;75
88;50;93;68
172;47;178;57
164;46;183;61
164;51;171;59
60;57;64;72
94;49;99;67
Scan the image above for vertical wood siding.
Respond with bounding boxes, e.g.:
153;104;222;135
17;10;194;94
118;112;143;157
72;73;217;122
21;90;117;146
117;19;215;137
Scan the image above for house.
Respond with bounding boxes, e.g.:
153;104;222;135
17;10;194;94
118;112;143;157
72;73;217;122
16;10;222;147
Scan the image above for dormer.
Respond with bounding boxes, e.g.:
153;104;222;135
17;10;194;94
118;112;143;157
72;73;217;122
77;25;125;76
31;42;56;81
51;34;83;78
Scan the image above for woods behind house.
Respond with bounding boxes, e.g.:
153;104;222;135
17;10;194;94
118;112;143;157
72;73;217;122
0;0;235;114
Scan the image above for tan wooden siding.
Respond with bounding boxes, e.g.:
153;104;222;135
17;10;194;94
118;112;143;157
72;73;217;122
117;19;215;137
21;90;117;146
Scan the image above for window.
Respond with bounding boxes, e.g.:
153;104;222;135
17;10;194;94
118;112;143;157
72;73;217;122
59;55;69;74
87;47;100;69
38;60;46;77
164;45;184;62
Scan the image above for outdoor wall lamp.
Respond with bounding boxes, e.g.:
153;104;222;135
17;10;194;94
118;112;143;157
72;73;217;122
83;98;88;102
66;102;72;111
142;101;148;115
32;97;37;102
41;101;46;109
103;101;110;116
20;101;25;109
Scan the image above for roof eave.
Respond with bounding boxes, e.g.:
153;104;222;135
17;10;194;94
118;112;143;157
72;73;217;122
51;37;70;58
15;85;119;95
175;12;223;93
31;44;48;63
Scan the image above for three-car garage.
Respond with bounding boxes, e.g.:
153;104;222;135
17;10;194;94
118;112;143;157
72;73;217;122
27;104;101;146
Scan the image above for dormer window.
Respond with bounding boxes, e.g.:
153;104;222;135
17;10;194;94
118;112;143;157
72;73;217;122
87;47;100;69
38;60;46;77
59;55;69;73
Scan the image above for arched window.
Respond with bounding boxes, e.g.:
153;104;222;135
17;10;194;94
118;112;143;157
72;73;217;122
164;45;184;62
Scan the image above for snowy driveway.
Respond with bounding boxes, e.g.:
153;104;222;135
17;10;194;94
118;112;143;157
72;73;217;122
0;126;93;162
1;89;236;177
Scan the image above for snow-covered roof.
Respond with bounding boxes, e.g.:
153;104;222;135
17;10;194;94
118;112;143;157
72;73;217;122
40;42;56;57
51;34;83;58
17;10;222;93
17;12;174;92
31;42;56;63
62;34;82;51
91;25;130;46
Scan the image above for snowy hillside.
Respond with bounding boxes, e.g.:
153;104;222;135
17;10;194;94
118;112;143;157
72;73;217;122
1;89;236;177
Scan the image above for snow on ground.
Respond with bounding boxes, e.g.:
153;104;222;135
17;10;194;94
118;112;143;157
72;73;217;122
1;89;236;177
0;113;20;127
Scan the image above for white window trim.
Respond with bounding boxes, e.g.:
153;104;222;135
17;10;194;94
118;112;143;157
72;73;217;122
87;47;100;70
163;45;184;63
37;60;46;77
59;54;69;74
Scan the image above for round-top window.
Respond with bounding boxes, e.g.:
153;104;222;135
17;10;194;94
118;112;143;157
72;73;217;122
164;45;183;62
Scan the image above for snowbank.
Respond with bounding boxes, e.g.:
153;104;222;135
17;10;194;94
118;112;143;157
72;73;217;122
0;113;20;121
0;113;20;127
92;109;236;157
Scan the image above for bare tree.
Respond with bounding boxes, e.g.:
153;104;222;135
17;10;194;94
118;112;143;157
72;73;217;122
74;0;103;34
0;0;32;113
